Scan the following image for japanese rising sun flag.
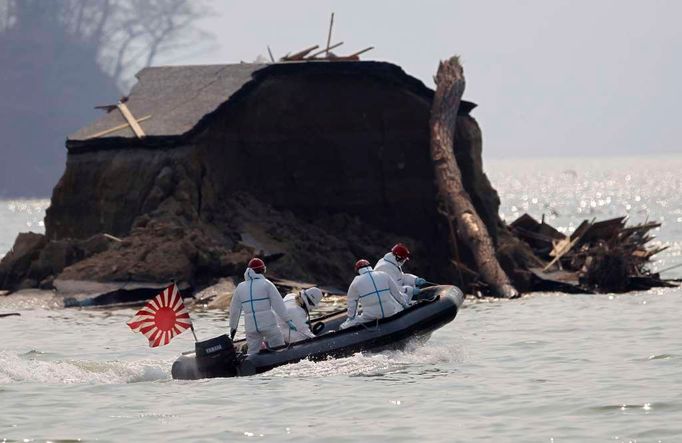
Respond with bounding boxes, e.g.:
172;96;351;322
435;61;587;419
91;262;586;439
127;283;193;347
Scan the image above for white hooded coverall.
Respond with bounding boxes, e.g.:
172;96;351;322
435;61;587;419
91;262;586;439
375;252;420;301
341;266;410;329
229;268;291;355
276;292;317;343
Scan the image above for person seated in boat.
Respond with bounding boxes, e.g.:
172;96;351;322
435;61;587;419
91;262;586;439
276;287;324;344
340;259;411;329
229;258;298;355
374;243;427;302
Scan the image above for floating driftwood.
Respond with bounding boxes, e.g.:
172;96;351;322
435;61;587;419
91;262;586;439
511;214;675;293
0;312;20;318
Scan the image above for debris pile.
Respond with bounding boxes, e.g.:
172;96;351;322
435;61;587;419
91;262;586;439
1;47;676;302
274;13;374;62
511;214;673;293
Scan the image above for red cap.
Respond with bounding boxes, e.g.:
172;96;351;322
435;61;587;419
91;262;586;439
248;257;266;273
391;243;411;261
354;259;371;273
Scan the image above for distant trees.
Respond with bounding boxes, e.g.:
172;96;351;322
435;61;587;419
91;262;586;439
1;0;210;88
0;0;211;196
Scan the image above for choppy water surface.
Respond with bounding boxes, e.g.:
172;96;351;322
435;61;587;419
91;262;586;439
1;156;681;442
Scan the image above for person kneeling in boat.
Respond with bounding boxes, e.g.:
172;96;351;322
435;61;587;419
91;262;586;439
340;259;411;329
276;287;324;343
229;258;298;355
375;243;427;302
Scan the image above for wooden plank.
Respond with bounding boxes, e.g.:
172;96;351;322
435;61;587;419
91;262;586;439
569;219;592;241
325;12;335;56
543;222;590;271
620;221;661;234
347;46;374;57
117;102;146;139
514;227;558;243
331;47;375;61
509;213;541;230
103;233;123;242
307;41;344;58
285;45;319;60
528;267;587;294
84;115;151;139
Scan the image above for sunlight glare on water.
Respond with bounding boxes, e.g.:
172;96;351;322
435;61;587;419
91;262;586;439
1;156;681;442
487;155;682;278
0;199;49;259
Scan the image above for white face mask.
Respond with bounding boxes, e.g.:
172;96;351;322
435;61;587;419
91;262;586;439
300;291;312;309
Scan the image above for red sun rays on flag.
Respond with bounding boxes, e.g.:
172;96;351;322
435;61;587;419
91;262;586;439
127;284;192;347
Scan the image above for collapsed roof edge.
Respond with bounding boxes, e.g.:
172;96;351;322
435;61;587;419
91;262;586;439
66;60;477;152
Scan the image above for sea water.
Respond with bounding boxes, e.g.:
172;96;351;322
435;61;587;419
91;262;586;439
0;156;681;442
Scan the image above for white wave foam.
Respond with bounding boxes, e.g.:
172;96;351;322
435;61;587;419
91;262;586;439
0;351;170;384
0;290;64;309
267;341;461;378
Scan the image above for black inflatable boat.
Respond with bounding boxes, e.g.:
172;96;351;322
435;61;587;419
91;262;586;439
171;285;464;380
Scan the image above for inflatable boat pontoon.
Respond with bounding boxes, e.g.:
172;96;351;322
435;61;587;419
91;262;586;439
171;285;464;379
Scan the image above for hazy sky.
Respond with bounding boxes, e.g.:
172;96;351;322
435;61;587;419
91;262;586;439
156;0;681;159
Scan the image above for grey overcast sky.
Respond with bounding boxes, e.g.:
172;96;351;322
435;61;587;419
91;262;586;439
157;0;681;159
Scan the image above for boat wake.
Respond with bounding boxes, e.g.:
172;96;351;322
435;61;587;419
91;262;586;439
266;341;463;378
0;342;463;383
0;351;171;384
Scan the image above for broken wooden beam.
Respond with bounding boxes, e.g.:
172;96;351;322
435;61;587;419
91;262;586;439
326;12;335;57
283;45;320;61
307;42;344;58
543;220;591;271
117;102;146;138
346;46;374;58
84;115;151;139
528;267;587;294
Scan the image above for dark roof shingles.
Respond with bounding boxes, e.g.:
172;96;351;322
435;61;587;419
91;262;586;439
68;63;265;141
68;61;472;148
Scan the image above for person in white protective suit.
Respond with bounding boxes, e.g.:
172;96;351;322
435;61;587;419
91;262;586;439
340;259;411;329
276;287;324;343
229;258;298;355
374;243;427;302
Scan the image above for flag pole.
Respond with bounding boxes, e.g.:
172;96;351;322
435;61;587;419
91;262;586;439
172;279;199;343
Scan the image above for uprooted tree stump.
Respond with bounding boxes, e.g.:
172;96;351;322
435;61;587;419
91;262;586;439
429;56;519;298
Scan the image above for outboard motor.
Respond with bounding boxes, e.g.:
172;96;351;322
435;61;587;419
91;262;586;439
195;334;235;358
194;334;240;378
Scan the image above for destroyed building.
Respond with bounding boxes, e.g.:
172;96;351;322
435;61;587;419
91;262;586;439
2;60;536;293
